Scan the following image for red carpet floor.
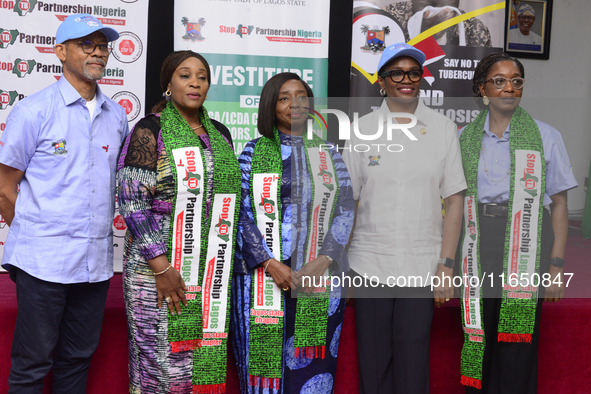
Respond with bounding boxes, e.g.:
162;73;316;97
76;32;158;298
1;236;589;393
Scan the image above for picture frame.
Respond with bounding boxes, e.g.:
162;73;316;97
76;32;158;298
504;0;553;60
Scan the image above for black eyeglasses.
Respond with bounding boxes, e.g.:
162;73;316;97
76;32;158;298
380;69;423;83
77;40;111;55
485;76;525;90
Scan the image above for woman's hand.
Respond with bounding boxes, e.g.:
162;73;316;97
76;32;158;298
265;258;297;291
294;255;332;293
149;255;188;315
543;265;565;302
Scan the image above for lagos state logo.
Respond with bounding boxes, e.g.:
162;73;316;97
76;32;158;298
368;155;381;166
181;17;206;42
51;139;67;155
360;25;390;53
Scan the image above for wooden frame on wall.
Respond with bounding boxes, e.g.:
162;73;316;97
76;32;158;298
504;0;553;60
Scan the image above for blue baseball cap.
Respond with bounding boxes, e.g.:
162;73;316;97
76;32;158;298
377;43;426;75
56;14;119;44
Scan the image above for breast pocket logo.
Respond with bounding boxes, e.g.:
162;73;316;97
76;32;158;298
368;155;381;166
52;139;67;155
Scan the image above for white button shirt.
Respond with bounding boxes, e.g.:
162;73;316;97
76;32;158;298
343;99;466;285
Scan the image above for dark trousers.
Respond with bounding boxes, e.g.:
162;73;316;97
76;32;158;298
464;209;554;394
353;272;434;394
8;267;110;394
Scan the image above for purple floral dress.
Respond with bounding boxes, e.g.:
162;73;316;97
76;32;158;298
116;114;232;393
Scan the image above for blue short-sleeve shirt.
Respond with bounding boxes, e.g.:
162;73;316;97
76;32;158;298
458;112;578;205
0;76;129;283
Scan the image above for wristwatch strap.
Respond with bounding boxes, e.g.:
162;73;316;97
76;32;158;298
550;257;565;267
438;257;454;268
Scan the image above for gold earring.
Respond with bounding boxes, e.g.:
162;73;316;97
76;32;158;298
205;95;208;100
165;89;171;97
483;96;489;105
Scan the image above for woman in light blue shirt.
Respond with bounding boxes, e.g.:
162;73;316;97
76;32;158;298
457;52;577;394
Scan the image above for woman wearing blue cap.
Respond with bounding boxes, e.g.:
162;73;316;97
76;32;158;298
342;43;466;393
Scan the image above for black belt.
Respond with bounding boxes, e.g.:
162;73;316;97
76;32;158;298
478;203;509;217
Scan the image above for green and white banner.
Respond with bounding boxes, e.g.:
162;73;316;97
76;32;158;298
0;0;149;270
174;0;330;155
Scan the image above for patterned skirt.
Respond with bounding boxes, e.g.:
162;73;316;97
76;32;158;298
123;230;195;394
230;270;346;394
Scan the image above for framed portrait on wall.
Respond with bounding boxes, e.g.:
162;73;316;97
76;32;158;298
504;0;552;59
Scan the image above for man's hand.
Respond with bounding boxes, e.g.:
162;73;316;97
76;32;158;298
0;163;24;227
433;264;454;307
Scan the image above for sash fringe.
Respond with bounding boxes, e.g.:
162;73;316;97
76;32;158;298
295;345;326;359
248;375;281;389
498;332;532;343
461;375;482;389
192;383;226;393
170;339;201;353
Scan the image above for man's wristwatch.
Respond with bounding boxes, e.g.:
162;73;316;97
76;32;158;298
325;255;334;264
550;257;565;268
438;257;454;269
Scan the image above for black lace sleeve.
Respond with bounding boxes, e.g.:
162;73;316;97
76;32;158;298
211;119;234;150
124;115;161;171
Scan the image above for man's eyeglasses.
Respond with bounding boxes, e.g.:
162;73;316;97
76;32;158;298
78;40;111;55
485;76;525;90
380;69;423;83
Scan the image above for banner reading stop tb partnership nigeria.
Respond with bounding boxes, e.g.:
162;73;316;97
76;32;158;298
174;0;330;155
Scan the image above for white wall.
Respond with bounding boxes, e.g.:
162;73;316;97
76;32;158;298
519;0;591;216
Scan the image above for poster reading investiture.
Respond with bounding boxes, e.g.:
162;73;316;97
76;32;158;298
0;0;149;270
175;0;331;154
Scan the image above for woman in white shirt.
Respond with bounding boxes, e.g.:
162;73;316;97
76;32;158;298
343;43;466;393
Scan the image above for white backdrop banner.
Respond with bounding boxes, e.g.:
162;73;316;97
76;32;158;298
0;0;149;272
174;0;331;154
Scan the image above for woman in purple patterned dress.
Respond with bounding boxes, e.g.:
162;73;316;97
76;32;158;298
117;51;239;393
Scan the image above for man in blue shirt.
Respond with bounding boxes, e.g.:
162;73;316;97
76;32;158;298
0;14;129;393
